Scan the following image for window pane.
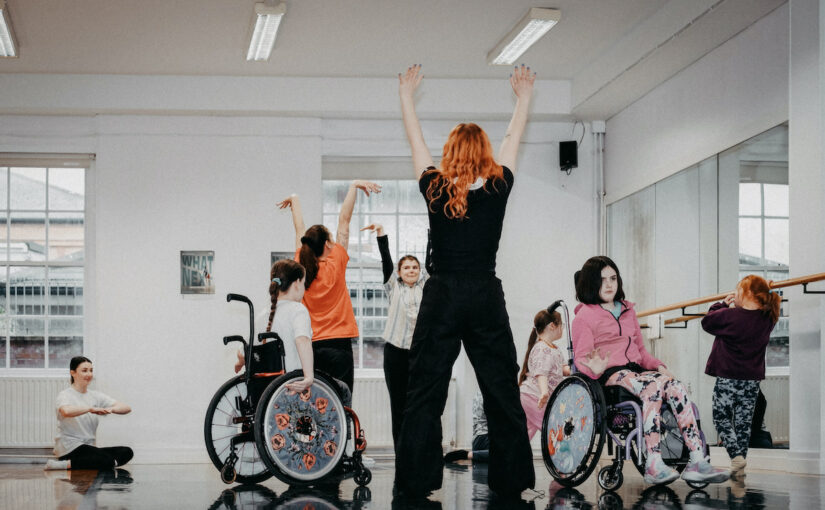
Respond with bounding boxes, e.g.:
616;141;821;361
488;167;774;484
48;318;83;369
363;338;385;369
351;337;361;370
0;214;7;261
764;219;789;266
9;212;46;262
738;218;762;263
0;318;6;368
48;168;85;211
763;184;788;217
399;180;427;213
766;332;789;368
9;266;46;316
10;168;47;210
49;213;84;262
0;167;7;210
323;181;352;213
50;267;84;316
356;267;386;370
362;181;397;214
738;183;761;216
398;215;429;262
359;214;397;264
10;317;45;368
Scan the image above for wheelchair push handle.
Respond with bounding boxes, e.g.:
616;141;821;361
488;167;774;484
223;335;247;348
226;293;252;305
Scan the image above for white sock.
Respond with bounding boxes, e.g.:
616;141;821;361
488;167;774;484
689;449;706;464
44;459;69;470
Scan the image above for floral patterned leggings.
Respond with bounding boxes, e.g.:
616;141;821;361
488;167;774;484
606;369;703;455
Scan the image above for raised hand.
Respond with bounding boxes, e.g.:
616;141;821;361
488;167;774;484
277;194;298;209
352;180;382;197
510;63;536;100
723;293;735;306
361;223;384;236
286;376;314;393
399;64;423;98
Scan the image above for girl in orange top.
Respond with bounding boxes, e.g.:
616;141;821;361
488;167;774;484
278;180;380;392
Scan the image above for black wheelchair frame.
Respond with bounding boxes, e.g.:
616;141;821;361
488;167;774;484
203;293;371;487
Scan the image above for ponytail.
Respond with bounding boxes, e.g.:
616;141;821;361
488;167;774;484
267;259;306;332
764;290;782;324
519;305;562;385
298;225;330;289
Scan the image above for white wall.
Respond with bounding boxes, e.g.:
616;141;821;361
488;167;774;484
605;4;789;204
0;108;596;460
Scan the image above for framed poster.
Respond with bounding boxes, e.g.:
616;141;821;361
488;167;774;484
181;250;215;294
271;251;295;266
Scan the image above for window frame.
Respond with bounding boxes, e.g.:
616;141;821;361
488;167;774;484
0;155;93;376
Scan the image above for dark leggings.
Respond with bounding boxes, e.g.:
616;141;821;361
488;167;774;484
60;444;133;470
312;338;355;393
383;342;410;448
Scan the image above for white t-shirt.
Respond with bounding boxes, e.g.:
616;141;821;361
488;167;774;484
258;299;313;373
54;387;116;457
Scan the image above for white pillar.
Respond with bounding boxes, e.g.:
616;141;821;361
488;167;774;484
788;0;824;475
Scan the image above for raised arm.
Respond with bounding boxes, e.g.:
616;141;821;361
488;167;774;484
337;180;382;251
497;64;536;172
362;224;393;283
277;194;306;251
399;65;435;179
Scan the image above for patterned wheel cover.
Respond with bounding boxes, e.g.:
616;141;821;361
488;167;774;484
545;381;596;474
261;379;347;480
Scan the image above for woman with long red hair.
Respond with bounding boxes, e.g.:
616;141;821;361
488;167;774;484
393;64;536;501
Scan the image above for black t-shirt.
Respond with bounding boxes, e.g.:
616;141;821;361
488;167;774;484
419;166;514;273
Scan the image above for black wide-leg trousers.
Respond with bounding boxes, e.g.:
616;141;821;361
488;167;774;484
394;273;535;496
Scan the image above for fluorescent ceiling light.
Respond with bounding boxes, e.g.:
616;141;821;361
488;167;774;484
0;0;18;58
247;2;286;62
487;8;560;66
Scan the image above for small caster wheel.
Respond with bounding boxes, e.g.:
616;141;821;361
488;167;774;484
353;467;372;486
220;463;237;484
597;464;623;491
686;480;709;490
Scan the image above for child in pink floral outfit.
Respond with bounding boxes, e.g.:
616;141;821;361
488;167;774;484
519;304;570;439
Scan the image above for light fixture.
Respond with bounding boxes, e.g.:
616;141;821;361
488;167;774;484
246;2;286;62
0;0;18;58
487;8;560;66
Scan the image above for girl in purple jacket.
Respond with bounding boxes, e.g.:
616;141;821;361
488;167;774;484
701;274;780;479
572;256;729;485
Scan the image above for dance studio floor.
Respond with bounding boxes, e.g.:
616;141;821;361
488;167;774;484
1;458;823;509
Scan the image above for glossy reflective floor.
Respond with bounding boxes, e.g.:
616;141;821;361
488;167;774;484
0;459;822;509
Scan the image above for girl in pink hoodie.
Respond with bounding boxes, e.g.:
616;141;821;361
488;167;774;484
572;256;728;486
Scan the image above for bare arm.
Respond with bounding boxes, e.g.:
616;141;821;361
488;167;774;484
537;375;550;408
497;64;536;172
398;65;435;179
337;180;381;251
277;194;306;251
58;405;95;418
108;401;131;415
285;335;314;392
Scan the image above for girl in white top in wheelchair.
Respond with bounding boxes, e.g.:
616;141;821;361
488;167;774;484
572;256;729;485
234;259;351;406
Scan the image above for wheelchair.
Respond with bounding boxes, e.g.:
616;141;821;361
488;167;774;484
540;300;711;492
204;293;372;487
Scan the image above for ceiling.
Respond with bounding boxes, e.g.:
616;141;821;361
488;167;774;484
0;0;787;119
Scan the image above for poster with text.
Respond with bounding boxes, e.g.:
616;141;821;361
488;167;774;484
271;251;295;266
181;250;215;294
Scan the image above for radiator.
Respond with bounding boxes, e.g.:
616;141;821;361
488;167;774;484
761;374;789;443
352;376;457;449
0;377;66;447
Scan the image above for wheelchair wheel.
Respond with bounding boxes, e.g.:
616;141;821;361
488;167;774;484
629;403;688;480
597;464;624;491
254;370;348;485
204;375;272;484
541;374;606;487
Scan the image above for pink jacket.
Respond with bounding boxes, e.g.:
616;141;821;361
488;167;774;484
572;301;664;380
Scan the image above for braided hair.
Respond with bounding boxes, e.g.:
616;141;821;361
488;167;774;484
267;259;306;332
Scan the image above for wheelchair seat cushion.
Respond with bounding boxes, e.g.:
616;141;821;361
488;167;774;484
603;385;640;405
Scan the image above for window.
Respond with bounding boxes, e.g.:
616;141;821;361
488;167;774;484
0;164;86;370
739;180;789;368
322;180;428;370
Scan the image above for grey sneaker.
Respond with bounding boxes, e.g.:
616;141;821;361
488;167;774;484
44;459;69;470
643;459;680;485
681;456;730;483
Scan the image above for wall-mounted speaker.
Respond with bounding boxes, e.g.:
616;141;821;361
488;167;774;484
559;140;578;172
